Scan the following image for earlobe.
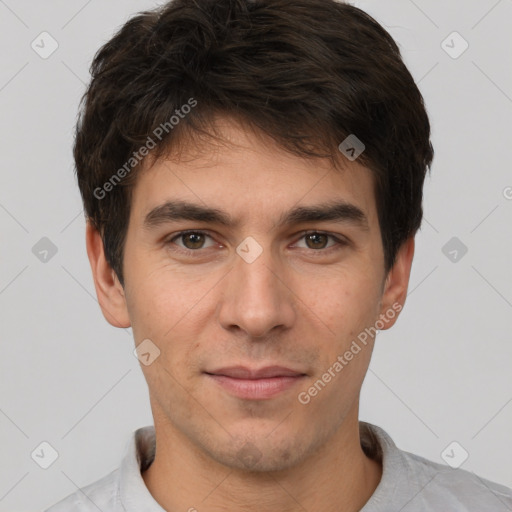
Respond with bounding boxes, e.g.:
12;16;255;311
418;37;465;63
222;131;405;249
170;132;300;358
85;221;131;328
378;237;415;330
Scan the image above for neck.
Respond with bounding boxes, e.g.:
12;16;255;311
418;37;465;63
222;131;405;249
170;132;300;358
142;410;382;512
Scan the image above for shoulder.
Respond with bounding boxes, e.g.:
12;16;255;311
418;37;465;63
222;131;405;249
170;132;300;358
44;425;156;511
400;449;512;509
361;422;512;511
44;468;120;512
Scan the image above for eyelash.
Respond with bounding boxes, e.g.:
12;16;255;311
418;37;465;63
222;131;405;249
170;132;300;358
164;229;348;256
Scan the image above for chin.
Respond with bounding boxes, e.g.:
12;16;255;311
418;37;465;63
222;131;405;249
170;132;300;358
227;447;302;473
206;433;309;473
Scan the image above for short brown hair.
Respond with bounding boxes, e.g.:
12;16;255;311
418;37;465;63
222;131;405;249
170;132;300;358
74;0;434;287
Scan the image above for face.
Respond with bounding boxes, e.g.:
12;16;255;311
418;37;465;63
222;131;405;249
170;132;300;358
90;116;413;473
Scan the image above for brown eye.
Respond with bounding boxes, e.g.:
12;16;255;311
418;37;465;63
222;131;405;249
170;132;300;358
180;232;206;250
293;231;347;252
304;233;329;249
167;231;216;252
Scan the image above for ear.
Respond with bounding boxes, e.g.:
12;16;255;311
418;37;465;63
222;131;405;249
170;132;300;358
377;237;415;330
85;221;131;328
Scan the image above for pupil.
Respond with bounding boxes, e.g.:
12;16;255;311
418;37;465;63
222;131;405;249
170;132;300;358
307;233;327;249
185;233;203;249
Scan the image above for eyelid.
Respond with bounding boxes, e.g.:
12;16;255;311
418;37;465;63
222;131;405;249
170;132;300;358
292;230;349;250
167;229;219;251
299;229;348;242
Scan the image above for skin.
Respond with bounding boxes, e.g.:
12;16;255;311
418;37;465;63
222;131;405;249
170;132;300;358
86;116;414;512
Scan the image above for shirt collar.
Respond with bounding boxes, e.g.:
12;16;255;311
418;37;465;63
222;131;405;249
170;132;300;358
118;425;163;511
117;422;401;511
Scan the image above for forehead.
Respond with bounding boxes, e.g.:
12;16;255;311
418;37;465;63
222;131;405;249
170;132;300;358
130;117;378;231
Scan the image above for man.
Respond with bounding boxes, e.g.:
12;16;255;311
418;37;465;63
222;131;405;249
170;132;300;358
46;0;512;510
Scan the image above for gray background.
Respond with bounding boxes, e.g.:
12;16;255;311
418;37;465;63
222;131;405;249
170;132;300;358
0;0;511;510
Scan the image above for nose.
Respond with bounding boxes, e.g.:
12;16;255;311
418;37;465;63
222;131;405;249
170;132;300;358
217;245;296;339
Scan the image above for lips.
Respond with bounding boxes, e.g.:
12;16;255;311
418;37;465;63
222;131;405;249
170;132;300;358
204;365;307;400
205;365;306;379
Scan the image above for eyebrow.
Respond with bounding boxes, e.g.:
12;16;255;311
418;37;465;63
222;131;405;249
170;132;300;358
143;199;370;232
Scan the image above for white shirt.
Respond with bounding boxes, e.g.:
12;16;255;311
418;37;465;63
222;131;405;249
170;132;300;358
45;422;512;511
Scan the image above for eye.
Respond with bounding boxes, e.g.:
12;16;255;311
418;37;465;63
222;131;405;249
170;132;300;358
167;230;217;251
293;231;347;251
165;229;347;255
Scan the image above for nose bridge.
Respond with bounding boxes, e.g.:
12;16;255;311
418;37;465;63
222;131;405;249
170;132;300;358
218;240;295;337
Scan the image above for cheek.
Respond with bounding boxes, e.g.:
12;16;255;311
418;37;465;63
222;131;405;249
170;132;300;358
126;269;215;381
125;260;210;338
298;267;381;339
